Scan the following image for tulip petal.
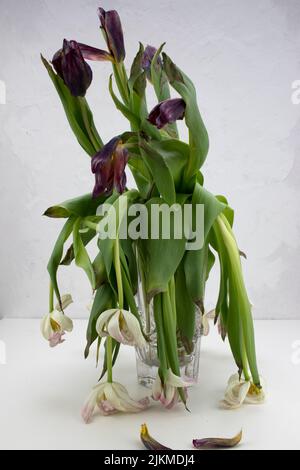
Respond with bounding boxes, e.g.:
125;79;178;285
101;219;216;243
121;310;147;348
166;369;194;388
140;424;171;451
152;374;163;401
40;314;53;340
193;430;242;449
107;311;126;344
148;98;186;129
56;293;73;312
51;310;73;333
244;384;265;405
91;137;120;174
96;309;118;336
77;43;113;62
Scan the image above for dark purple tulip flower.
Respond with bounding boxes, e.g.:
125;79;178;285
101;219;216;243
148;98;186;129
91;136;129;197
52;39;112;97
142;45;162;80
98;8;125;63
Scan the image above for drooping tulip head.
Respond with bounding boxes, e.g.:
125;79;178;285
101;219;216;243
41;294;73;348
52;40;112;97
91;136;128;197
98;8;125;63
96;308;146;348
148;98;186;129
52;40;93;97
81;381;150;423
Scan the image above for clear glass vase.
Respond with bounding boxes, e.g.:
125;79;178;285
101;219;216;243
135;283;202;388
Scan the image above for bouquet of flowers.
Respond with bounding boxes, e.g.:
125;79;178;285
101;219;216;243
41;7;265;422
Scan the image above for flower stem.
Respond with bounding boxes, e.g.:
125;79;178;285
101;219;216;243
106;336;113;383
114;235;124;309
113;62;129;106
49;281;54;313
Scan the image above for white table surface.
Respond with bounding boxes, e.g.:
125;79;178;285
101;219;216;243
0;319;299;450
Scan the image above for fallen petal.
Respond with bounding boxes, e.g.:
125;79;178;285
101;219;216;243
140;424;171;451
193;430;242;449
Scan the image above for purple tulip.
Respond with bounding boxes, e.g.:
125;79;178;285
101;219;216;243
52;40;112;97
91;136;128;197
148;98;186;129
142;45;162;80
98;8;125;63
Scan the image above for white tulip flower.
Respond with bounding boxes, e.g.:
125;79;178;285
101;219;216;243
220;373;265;409
81;381;150;423
96;308;146;348
41;294;73;347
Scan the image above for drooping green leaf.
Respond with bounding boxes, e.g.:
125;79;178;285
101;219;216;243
44;193;107;219
137;197;187;301
60;228;96;266
98;191;139;278
84;283;114;358
184;183;225;308
73;218;96;290
150;139;189;190
47;216;76;304
92;250;107;289
216;195;234;227
163;53;209;185
139;140;176;205
120;237;138;294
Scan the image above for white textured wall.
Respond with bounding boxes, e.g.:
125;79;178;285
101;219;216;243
0;0;299;319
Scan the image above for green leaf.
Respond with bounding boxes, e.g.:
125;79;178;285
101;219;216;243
184;183;225;308
163;53;209;184
98;191;139;277
120;238;138;294
44;193;107;219
60;229;96;266
139;140;176;205
73;218;96;290
47;216;76;304
92;250;107;289
109;75;140;128
150;139;189;191
216;195;234;227
84;283;114;358
137;197;187;301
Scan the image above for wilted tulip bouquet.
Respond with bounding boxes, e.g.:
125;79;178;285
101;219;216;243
41;7;265;422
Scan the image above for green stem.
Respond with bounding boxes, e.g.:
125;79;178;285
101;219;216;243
113;62;129;106
49;281;54;313
240;333;251;381
106;337;113;383
153;294;168;378
114;235;124;309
